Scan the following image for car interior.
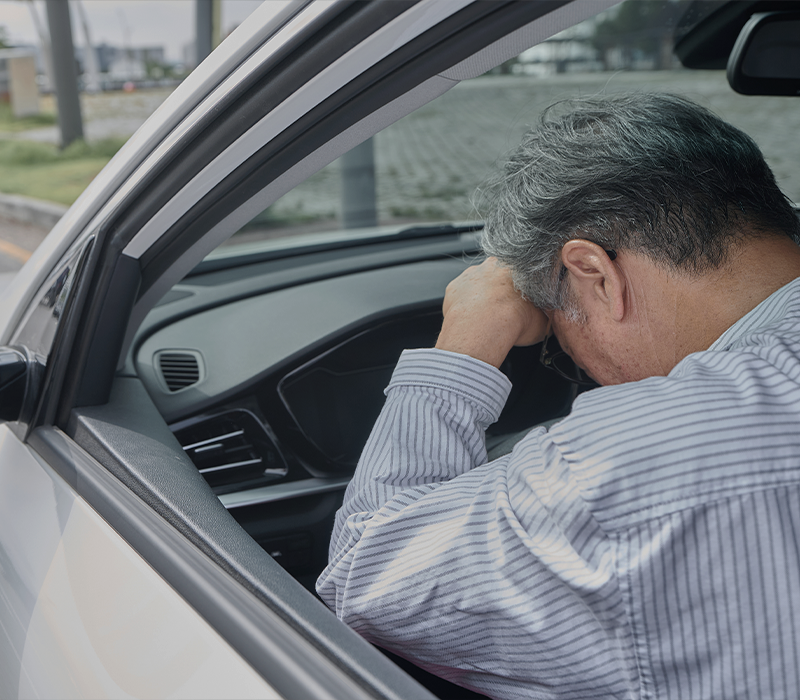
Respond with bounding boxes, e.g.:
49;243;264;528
133;230;581;590
120;0;800;603
10;1;799;697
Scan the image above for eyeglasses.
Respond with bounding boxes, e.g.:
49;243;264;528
539;318;597;386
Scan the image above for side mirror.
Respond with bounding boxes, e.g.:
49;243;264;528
728;11;800;96
0;348;29;422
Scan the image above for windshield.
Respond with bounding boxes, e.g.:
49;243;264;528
203;0;800;264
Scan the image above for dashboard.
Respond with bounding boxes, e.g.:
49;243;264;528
130;231;579;591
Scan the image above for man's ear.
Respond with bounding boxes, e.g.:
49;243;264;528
561;239;625;321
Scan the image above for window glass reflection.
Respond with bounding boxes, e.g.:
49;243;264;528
12;238;91;362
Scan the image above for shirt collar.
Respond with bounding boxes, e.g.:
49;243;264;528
708;275;800;352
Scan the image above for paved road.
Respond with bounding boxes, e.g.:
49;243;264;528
0;215;50;275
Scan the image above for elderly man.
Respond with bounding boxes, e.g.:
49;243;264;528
317;93;800;699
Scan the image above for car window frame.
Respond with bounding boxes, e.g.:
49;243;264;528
5;233;97;438
48;0;613;429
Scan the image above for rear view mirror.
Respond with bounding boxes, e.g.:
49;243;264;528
728;11;800;95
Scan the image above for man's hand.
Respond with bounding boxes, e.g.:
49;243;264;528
435;257;548;368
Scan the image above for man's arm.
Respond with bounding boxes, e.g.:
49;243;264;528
320;259;546;567
314;350;627;698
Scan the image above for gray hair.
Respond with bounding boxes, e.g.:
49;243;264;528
479;93;800;310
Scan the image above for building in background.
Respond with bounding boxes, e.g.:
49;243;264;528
0;48;40;116
85;43;178;89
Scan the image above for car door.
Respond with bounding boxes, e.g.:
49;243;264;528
0;1;613;697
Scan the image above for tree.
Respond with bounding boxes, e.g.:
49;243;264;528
591;1;683;70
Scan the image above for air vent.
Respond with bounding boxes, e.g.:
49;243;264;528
157;350;203;392
171;409;288;494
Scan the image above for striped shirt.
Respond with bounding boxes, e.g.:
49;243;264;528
317;276;800;700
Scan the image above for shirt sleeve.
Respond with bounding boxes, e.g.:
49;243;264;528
315;348;635;700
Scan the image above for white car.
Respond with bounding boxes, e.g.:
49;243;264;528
0;1;796;698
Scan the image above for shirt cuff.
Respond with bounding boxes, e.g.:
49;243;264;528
386;348;513;422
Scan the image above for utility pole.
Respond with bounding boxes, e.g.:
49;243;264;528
196;0;221;67
75;0;100;93
25;0;53;92
341;138;378;229
45;0;84;148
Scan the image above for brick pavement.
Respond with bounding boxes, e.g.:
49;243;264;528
268;70;800;233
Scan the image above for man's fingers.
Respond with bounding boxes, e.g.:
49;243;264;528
437;258;549;366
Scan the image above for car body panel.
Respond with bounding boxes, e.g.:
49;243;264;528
0;425;278;699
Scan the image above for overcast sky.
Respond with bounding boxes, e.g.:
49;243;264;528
0;0;266;62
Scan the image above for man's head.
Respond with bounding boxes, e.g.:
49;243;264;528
481;92;800;313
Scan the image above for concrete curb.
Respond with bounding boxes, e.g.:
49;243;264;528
0;192;68;231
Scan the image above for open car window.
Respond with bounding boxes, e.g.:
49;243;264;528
197;0;800;273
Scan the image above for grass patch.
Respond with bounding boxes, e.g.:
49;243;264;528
0;137;125;165
0;158;112;205
0;137;126;205
0;101;57;132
